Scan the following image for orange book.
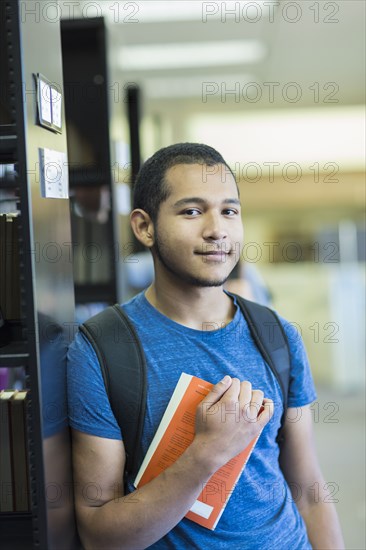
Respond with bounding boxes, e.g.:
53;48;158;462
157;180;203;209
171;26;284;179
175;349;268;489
134;373;261;530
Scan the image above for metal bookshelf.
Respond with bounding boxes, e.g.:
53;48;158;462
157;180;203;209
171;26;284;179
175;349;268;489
0;1;78;547
61;17;120;309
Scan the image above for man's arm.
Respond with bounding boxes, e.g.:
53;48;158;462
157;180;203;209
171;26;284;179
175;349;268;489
279;404;345;550
72;378;273;550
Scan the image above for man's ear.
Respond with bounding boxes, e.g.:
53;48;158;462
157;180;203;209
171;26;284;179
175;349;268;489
130;209;155;248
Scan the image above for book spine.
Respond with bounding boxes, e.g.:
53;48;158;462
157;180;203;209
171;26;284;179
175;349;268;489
9;394;30;511
0;393;14;511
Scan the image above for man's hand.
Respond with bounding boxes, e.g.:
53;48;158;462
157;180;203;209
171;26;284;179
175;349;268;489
193;376;274;469
72;376;274;550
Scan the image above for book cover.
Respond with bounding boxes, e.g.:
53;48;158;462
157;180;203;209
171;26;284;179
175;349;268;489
134;373;260;530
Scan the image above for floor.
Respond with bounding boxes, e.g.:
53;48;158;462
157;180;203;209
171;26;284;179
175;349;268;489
312;387;365;549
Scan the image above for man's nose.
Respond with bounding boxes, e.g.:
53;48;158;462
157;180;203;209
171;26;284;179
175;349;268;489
202;212;228;241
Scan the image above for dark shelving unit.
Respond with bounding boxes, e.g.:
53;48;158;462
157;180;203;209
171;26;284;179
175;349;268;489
61;17;119;308
0;343;29;367
0;1;78;547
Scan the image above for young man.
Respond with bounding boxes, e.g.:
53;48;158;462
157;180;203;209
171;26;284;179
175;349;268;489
67;143;344;549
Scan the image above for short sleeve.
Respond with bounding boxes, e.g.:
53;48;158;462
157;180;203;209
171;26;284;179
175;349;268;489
279;315;317;408
67;330;122;440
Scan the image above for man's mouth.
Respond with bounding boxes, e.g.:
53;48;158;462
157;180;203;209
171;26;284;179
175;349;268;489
195;250;231;262
199;251;229;255
196;249;231;256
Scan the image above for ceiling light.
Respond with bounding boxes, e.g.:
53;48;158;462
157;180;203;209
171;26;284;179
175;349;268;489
187;107;366;169
119;40;266;70
141;74;256;98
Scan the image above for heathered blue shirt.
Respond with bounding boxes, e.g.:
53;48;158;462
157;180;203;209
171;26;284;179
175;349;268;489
67;291;317;549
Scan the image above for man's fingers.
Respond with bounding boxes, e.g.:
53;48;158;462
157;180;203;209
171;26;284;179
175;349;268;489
248;389;264;420
201;375;232;407
239;380;252;406
257;398;275;427
200;378;274;427
251;389;264;407
222;377;241;401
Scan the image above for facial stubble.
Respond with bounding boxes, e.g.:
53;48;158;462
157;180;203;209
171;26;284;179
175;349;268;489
153;230;235;288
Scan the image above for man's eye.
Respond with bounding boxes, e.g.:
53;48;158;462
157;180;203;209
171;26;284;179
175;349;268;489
184;209;201;216
223;209;238;216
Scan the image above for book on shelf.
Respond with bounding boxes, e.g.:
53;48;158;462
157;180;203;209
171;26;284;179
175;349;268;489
8;389;30;512
134;373;261;530
0;389;31;512
0;213;21;321
0;215;6;319
0;389;16;512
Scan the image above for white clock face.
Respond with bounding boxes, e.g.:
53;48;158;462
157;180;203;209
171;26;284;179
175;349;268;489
39;79;52;124
51;87;62;130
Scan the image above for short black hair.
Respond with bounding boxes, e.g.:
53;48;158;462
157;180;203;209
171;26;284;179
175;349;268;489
132;142;236;222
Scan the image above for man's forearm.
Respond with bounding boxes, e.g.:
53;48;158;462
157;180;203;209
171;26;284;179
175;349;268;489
74;378;273;549
78;441;219;550
300;500;345;550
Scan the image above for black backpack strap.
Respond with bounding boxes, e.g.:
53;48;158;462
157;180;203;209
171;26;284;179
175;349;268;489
79;304;147;480
234;295;291;442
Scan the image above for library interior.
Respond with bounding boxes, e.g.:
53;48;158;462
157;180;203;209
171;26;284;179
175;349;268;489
0;1;365;548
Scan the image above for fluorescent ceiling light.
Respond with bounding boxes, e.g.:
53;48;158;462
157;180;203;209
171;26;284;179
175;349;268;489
142;74;256;98
120;40;266;70
187;107;366;169
101;1;271;24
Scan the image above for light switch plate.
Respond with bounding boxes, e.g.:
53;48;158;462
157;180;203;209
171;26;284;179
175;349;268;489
39;148;69;199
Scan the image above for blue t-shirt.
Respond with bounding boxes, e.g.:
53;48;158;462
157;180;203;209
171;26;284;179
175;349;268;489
67;291;317;549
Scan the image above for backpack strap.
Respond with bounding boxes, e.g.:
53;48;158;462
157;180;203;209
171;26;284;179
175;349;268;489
80;304;147;480
233;294;291;442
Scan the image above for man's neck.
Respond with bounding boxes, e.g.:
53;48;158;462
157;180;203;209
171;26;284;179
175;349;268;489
144;280;236;331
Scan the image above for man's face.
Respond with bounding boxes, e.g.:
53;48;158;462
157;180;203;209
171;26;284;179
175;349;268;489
152;163;244;288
